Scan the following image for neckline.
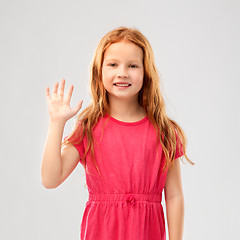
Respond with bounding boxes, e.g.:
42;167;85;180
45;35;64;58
105;113;148;126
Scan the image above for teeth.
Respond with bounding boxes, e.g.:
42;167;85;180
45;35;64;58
115;84;130;86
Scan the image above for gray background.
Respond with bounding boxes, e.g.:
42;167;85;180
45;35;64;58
0;0;239;239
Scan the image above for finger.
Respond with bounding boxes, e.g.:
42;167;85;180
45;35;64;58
72;100;83;115
45;87;51;101
65;84;74;103
59;78;65;97
52;82;59;96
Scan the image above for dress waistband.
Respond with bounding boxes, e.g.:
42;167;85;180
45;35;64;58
88;193;162;205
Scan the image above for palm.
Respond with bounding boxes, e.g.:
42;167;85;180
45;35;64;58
45;79;83;123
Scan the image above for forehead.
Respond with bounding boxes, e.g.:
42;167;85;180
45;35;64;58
103;40;143;62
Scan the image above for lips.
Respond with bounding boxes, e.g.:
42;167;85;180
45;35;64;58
113;82;131;86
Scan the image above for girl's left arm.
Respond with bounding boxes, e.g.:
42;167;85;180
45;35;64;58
164;158;184;240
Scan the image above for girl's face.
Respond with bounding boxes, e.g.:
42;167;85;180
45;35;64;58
102;40;144;103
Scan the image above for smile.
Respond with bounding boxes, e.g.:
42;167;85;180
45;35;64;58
113;83;131;88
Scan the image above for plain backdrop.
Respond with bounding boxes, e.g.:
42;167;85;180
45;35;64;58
0;0;239;239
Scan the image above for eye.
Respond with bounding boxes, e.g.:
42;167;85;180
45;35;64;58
130;65;137;68
108;63;117;67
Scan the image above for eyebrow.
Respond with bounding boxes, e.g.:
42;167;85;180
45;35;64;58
104;58;142;64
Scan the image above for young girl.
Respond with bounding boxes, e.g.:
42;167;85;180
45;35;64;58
41;26;194;240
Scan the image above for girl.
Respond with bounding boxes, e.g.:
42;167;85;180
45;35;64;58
41;26;194;240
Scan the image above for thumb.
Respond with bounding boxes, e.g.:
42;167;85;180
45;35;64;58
72;100;83;115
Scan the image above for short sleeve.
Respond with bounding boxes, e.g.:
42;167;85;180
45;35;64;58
63;136;84;163
72;141;84;163
174;131;184;160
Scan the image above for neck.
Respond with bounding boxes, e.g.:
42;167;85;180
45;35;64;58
108;95;146;120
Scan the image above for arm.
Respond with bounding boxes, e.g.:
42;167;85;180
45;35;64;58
41;121;80;189
41;78;83;189
164;158;184;240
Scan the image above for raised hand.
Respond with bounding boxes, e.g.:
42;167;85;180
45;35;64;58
45;78;83;124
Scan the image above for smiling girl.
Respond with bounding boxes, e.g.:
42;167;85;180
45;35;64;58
41;26;194;240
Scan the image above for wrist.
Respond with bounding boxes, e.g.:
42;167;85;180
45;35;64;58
49;119;66;127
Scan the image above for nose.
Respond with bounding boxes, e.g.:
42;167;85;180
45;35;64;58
117;66;128;78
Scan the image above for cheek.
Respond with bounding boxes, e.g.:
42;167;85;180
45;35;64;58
102;71;113;87
132;70;144;83
103;70;114;83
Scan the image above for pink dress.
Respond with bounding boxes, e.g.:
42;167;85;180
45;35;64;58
67;113;183;240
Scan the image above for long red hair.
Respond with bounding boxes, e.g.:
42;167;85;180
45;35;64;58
61;26;194;176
